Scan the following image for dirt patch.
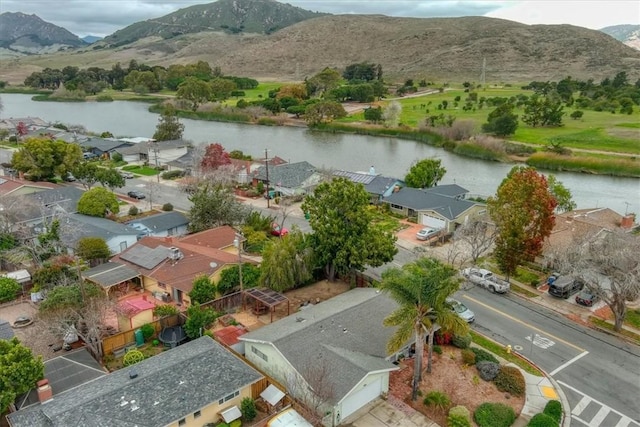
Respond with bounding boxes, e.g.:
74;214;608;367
389;346;524;427
271;280;351;319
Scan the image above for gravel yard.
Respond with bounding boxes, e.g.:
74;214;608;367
0;301;62;361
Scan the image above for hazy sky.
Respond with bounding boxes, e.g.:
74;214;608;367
1;0;638;37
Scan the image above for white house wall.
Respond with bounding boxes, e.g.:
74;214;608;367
107;235;138;254
335;371;389;425
244;342;293;386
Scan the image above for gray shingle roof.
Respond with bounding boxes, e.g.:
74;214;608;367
241;288;400;403
0;319;15;340
253;161;318;188
82;262;141;289
7;337;264;427
80;138;132;154
20;187;85;222
382;185;476;220
68;214;140;241
126;211;189;232
116;140;190;155
333;171;403;196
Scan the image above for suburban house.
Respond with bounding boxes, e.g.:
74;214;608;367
66;213;141;254
115;139;190;165
81;261;142;297
7;337;265;427
252;161;324;197
111;227;244;306
126;211;190;238
0;176;57;197
78;137;133;158
381;184;486;232
240;288;409;426
333;168;404;203
0;117;49;136
543;208;637;256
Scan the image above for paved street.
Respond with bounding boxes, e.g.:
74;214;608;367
458;286;640;426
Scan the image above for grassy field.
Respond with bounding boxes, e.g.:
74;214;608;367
341;86;640;155
121;165;158;176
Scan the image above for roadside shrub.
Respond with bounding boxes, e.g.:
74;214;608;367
423;391;451;412
527;413;558;427
543;400;562;423
162;203;173;211
447;405;471;427
461;349;476;365
240;397;257;421
111;152;123;162
161;170;184;180
471;347;499;364
433;345;443;355
140;323;155;341
435;330;453;345
474;402;516;427
476;361;501;381
494;366;526;396
452;333;472;349
128;205;139;216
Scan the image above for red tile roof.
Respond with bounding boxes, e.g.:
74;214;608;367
214;325;248;346
179;226;237;249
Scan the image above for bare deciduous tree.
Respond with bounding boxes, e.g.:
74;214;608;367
283;355;336;425
453;218;496;264
549;231;640;332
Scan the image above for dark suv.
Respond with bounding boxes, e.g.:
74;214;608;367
548;276;584;299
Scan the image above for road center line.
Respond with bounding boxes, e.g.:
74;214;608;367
549;351;590;376
462;295;586;352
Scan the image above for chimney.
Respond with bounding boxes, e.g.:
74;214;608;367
620;215;634;229
37;379;53;403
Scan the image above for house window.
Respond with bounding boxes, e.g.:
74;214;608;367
119;241;128;252
194;410;201;419
251;346;268;362
178;419;186;426
218;390;239;405
390;204;403;210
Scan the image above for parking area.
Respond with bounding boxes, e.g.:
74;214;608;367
341;398;439;427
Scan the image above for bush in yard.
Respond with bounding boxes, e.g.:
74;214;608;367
433;344;443;355
527;413;559;427
140;323;155;341
494;366;526;396
153;304;178;317
123;349;145;367
474;402;516;427
435;330;453;345
471;347;499;364
423;391;451;412
240;397;257;421
229;421;241;427
0;277;21;303
452;333;472;349
161;170;184;180
128;205;139;216
543;400;562;423
162;202;173;211
461;348;476;365
447;405;471;427
476;361;501;381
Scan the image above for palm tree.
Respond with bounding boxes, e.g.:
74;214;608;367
381;257;469;401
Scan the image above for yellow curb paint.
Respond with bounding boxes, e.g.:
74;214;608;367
540;385;558;399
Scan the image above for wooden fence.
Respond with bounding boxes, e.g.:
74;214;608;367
101;313;181;355
200;291;243;313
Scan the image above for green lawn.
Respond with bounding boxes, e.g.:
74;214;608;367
341;86;640;155
121;165;159;176
625;308;640;330
470;331;542;376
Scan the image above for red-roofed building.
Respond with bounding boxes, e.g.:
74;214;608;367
214;325;248;352
111;226;250;308
116;296;157;330
0;175;58;197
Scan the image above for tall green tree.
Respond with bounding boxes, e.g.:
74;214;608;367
176;77;212;111
184;303;218;339
522;94;565;127
488;166;557;278
301;178;397;281
76;237;111;263
404;158;446;189
259;229;314;292
0;276;21;303
304;101;347;126
152;105;184;141
188;184;249;233
217;263;260;295
305;67;342;96
381;258;468;401
72;162;100;189
11;138;82;180
482;103;518;137
1;338;44;413
77;187;120;217
547;175;576;213
96;167;125;190
189;275;217;304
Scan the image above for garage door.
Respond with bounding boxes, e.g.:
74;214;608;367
421;214;446;229
341;376;382;420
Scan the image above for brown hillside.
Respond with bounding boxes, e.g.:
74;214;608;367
2;15;639;84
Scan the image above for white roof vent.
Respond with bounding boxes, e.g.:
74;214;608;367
168;247;183;261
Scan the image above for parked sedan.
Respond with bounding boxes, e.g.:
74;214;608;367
447;298;475;323
416;227;439;241
575;290;599;307
127;190;146;200
120;171;134;179
271;222;289;237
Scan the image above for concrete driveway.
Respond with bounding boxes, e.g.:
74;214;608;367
341;398;440;427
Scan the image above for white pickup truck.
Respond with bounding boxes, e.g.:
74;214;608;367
461;267;510;293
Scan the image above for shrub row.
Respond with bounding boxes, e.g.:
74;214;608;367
474;402;516;427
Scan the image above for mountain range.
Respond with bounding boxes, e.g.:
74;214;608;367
600;24;640;50
0;0;639;84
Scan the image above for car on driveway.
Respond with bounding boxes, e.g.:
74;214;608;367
127;190;146;200
447;298;475;323
271;222;288;237
416;227;439;241
575;289;599;307
63;172;76;182
120;171;134;179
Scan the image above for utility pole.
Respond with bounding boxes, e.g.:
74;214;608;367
264;148;270;209
234;233;244;310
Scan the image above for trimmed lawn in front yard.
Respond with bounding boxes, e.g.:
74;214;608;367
122;165;159;176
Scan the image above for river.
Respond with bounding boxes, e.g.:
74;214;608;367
2;93;639;215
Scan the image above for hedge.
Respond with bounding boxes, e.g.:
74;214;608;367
494;366;526;396
474;403;516;427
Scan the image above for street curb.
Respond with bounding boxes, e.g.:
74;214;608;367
512;351;572;427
